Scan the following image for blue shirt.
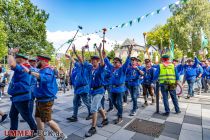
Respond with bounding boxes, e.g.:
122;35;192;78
142;67;155;85
89;65;105;94
73;62;91;94
104;56;130;93
126;66;143;86
103;65;112;86
34;67;58;102
153;63;179;84
196;65;203;78
204;66;210;79
183;57;199;81
8;64;32;102
176;64;184;76
70;62;80;86
30;67;39;97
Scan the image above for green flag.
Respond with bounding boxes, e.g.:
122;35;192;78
121;23;125;28
129;21;132;26
170;39;174;59
201;28;208;49
137;17;141;23
157;9;161;14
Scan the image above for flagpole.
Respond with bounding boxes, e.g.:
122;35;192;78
102;28;107;53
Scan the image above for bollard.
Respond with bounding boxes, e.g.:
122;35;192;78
156;82;160;113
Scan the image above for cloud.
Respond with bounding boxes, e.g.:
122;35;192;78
47;30;122;53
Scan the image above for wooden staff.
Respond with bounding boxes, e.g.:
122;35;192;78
102;28;107;53
65;25;83;54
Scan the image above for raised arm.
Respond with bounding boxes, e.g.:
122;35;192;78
72;45;83;64
96;43;105;66
8;55;16;68
103;50;114;69
122;45;133;71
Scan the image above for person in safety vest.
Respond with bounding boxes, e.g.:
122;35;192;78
154;54;181;116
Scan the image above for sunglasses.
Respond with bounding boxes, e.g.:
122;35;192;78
113;61;119;64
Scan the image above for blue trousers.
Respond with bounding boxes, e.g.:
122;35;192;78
9;100;37;131
73;93;91;118
128;86;139;112
187;79;196;97
111;92;123;118
160;85;180;113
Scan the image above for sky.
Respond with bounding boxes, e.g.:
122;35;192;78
31;0;179;53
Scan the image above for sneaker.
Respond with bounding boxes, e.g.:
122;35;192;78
129;111;136;116
57;133;67;140
0;114;8;123
86;114;92;120
101;118;109;126
175;111;181;114
66;116;78;122
142;102;148;107
151;99;155;105
85;127;96;137
3;136;16;140
114;117;123;124
106;108;114;112
162;112;170;116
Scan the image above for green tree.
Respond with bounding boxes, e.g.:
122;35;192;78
167;0;210;56
137;51;145;62
0;20;7;59
107;50;115;60
0;0;54;56
146;24;170;50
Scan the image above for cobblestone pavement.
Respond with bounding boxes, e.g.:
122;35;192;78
0;86;210;140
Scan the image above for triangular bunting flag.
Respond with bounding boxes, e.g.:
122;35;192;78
129;21;133;26
121;23;125;28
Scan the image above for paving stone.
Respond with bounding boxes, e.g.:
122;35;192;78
149;118;165;124
151;113;168;120
161;121;181;139
61;125;81;136
67;134;84;140
108;129;135;140
183;115;201;125
182;123;202;133
131;132;154;140
166;116;183;124
115;117;132;127
203;128;210;140
97;129;113;138
85;134;107;140
179;129;202;140
101;124;121;133
73;125;91;138
154;135;176;140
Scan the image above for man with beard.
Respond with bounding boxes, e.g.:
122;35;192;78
23;55;67;140
103;45;133;124
4;53;37;140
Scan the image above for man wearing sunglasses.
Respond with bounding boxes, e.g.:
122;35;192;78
103;45;133;124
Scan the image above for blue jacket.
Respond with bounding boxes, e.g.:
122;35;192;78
154;63;179;85
8;64;32;102
103;65;112;86
126;66;143;86
204;66;210;79
70;62;80;86
142;67;155;85
176;64;185;76
73;62;91;94
196;65;203;78
89;64;105;94
30;67;39;99
34;67;58;102
183;57;199;81
104;56;130;93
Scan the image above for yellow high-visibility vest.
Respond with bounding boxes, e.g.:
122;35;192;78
159;63;176;84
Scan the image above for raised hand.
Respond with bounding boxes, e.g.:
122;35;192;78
128;45;133;56
96;43;102;52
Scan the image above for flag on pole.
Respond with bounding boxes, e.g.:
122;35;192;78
201;28;208;49
169;39;175;59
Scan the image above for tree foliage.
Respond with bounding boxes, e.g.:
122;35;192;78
167;0;210;56
0;20;7;59
0;0;55;56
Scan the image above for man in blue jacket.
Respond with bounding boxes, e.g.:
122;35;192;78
65;46;92;122
195;65;203;95
24;55;67;140
103;45;133;124
182;57;199;99
4;53;37;140
126;57;144;116
85;44;109;137
141;59;155;107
